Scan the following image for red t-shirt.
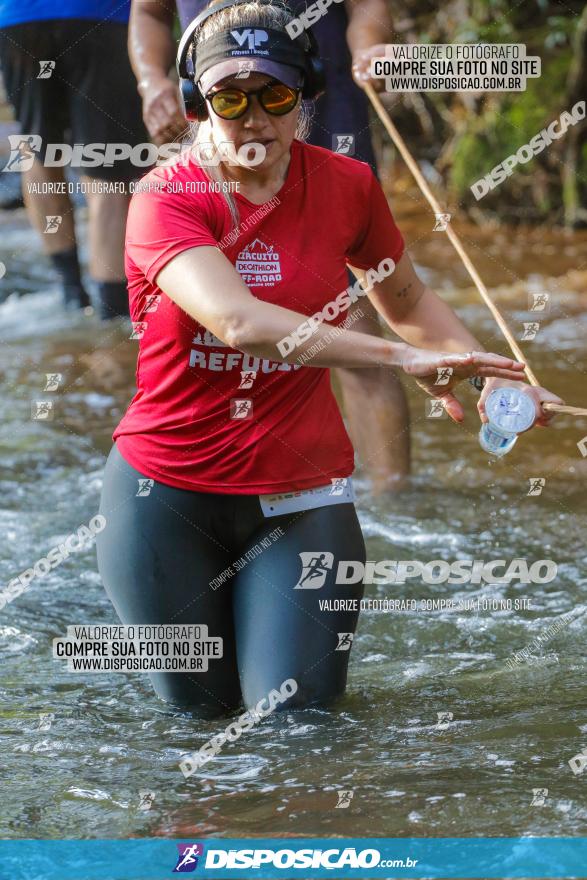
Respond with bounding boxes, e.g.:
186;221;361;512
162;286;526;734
114;138;405;494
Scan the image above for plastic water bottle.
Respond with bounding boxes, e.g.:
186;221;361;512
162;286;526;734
479;386;537;457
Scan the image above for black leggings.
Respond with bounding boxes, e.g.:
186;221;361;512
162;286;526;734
96;444;366;715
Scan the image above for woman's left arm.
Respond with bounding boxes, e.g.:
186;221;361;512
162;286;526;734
349;252;564;424
350;252;481;352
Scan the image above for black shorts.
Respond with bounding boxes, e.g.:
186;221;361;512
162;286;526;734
96;443;366;715
0;19;148;181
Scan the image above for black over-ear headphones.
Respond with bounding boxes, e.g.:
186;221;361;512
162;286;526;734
176;0;326;121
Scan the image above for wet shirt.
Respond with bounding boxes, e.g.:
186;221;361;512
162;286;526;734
0;1;130;27
176;0;377;171
114;139;404;494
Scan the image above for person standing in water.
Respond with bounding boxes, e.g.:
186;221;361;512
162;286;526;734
129;0;411;491
0;0;148;318
96;0;562;716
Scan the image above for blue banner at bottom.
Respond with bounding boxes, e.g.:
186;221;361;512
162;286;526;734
0;838;586;879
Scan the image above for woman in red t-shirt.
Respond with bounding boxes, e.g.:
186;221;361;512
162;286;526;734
96;0;562;720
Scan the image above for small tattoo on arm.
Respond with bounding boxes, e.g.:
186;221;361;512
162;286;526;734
396;282;413;298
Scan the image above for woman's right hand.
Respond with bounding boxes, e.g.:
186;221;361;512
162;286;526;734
400;347;527;422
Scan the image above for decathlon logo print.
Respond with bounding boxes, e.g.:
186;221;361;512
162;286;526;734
230;29;269;51
235;239;282;287
294;552;334;589
3;135;42;172
173;843;204;873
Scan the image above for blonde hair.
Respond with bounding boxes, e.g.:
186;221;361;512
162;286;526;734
184;0;314;228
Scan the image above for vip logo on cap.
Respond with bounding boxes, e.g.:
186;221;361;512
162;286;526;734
230;29;269;51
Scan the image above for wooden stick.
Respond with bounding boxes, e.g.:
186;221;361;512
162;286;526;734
363;83;587;417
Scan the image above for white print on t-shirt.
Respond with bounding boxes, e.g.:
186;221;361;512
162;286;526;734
188;349;302;373
192;329;227;347
235;238;282;287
